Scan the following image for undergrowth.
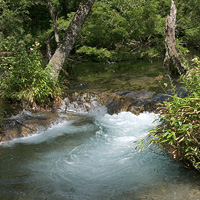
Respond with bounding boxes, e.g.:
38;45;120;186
0;36;61;107
137;57;200;170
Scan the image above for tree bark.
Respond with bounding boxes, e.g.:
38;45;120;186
47;0;60;44
45;31;54;61
163;0;187;75
47;0;96;79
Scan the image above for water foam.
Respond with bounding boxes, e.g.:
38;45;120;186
1;109;158;147
22;111;159;199
1;110;196;200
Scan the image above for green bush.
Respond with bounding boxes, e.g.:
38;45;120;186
149;58;200;170
0;36;61;106
76;46;112;61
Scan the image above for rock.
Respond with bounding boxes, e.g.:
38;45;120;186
99;91;155;115
98;89;187;115
0;88;187;142
59;92;100;113
0;111;60;142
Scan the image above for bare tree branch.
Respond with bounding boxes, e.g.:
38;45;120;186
47;0;60;44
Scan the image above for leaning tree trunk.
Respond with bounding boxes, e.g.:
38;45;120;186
47;0;96;79
163;0;187;75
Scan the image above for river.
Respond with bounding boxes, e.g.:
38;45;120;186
0;61;200;200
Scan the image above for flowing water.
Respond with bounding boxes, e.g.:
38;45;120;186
1;108;200;200
1;61;200;199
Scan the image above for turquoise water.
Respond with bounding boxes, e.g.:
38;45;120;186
0;109;200;200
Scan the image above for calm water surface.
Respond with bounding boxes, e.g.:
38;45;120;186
66;60;171;93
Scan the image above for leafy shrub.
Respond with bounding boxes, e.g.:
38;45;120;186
76;46;112;61
149;58;200;170
0;36;61;106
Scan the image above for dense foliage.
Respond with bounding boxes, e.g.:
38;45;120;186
0;0;59;106
75;0;169;61
75;0;200;61
149;58;200;170
1;0;199;61
1;0;200;105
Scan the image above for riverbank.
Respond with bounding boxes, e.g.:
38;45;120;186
1;60;169;142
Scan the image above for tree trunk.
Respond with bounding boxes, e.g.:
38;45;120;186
47;0;96;79
47;0;60;44
45;31;54;61
163;0;187;75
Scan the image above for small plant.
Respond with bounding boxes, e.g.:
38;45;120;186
149;58;200;170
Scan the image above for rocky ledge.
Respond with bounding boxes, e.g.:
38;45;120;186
0;89;187;142
98;88;187;114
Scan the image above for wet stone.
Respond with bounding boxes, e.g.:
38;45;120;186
0;111;60;142
0;89;187;142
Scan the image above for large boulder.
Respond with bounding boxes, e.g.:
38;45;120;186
98;91;153;115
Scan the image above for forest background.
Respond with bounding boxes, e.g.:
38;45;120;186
1;0;200;105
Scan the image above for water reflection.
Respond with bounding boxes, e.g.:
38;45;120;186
66;60;170;93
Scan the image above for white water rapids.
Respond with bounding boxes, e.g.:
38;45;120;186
0;108;200;200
